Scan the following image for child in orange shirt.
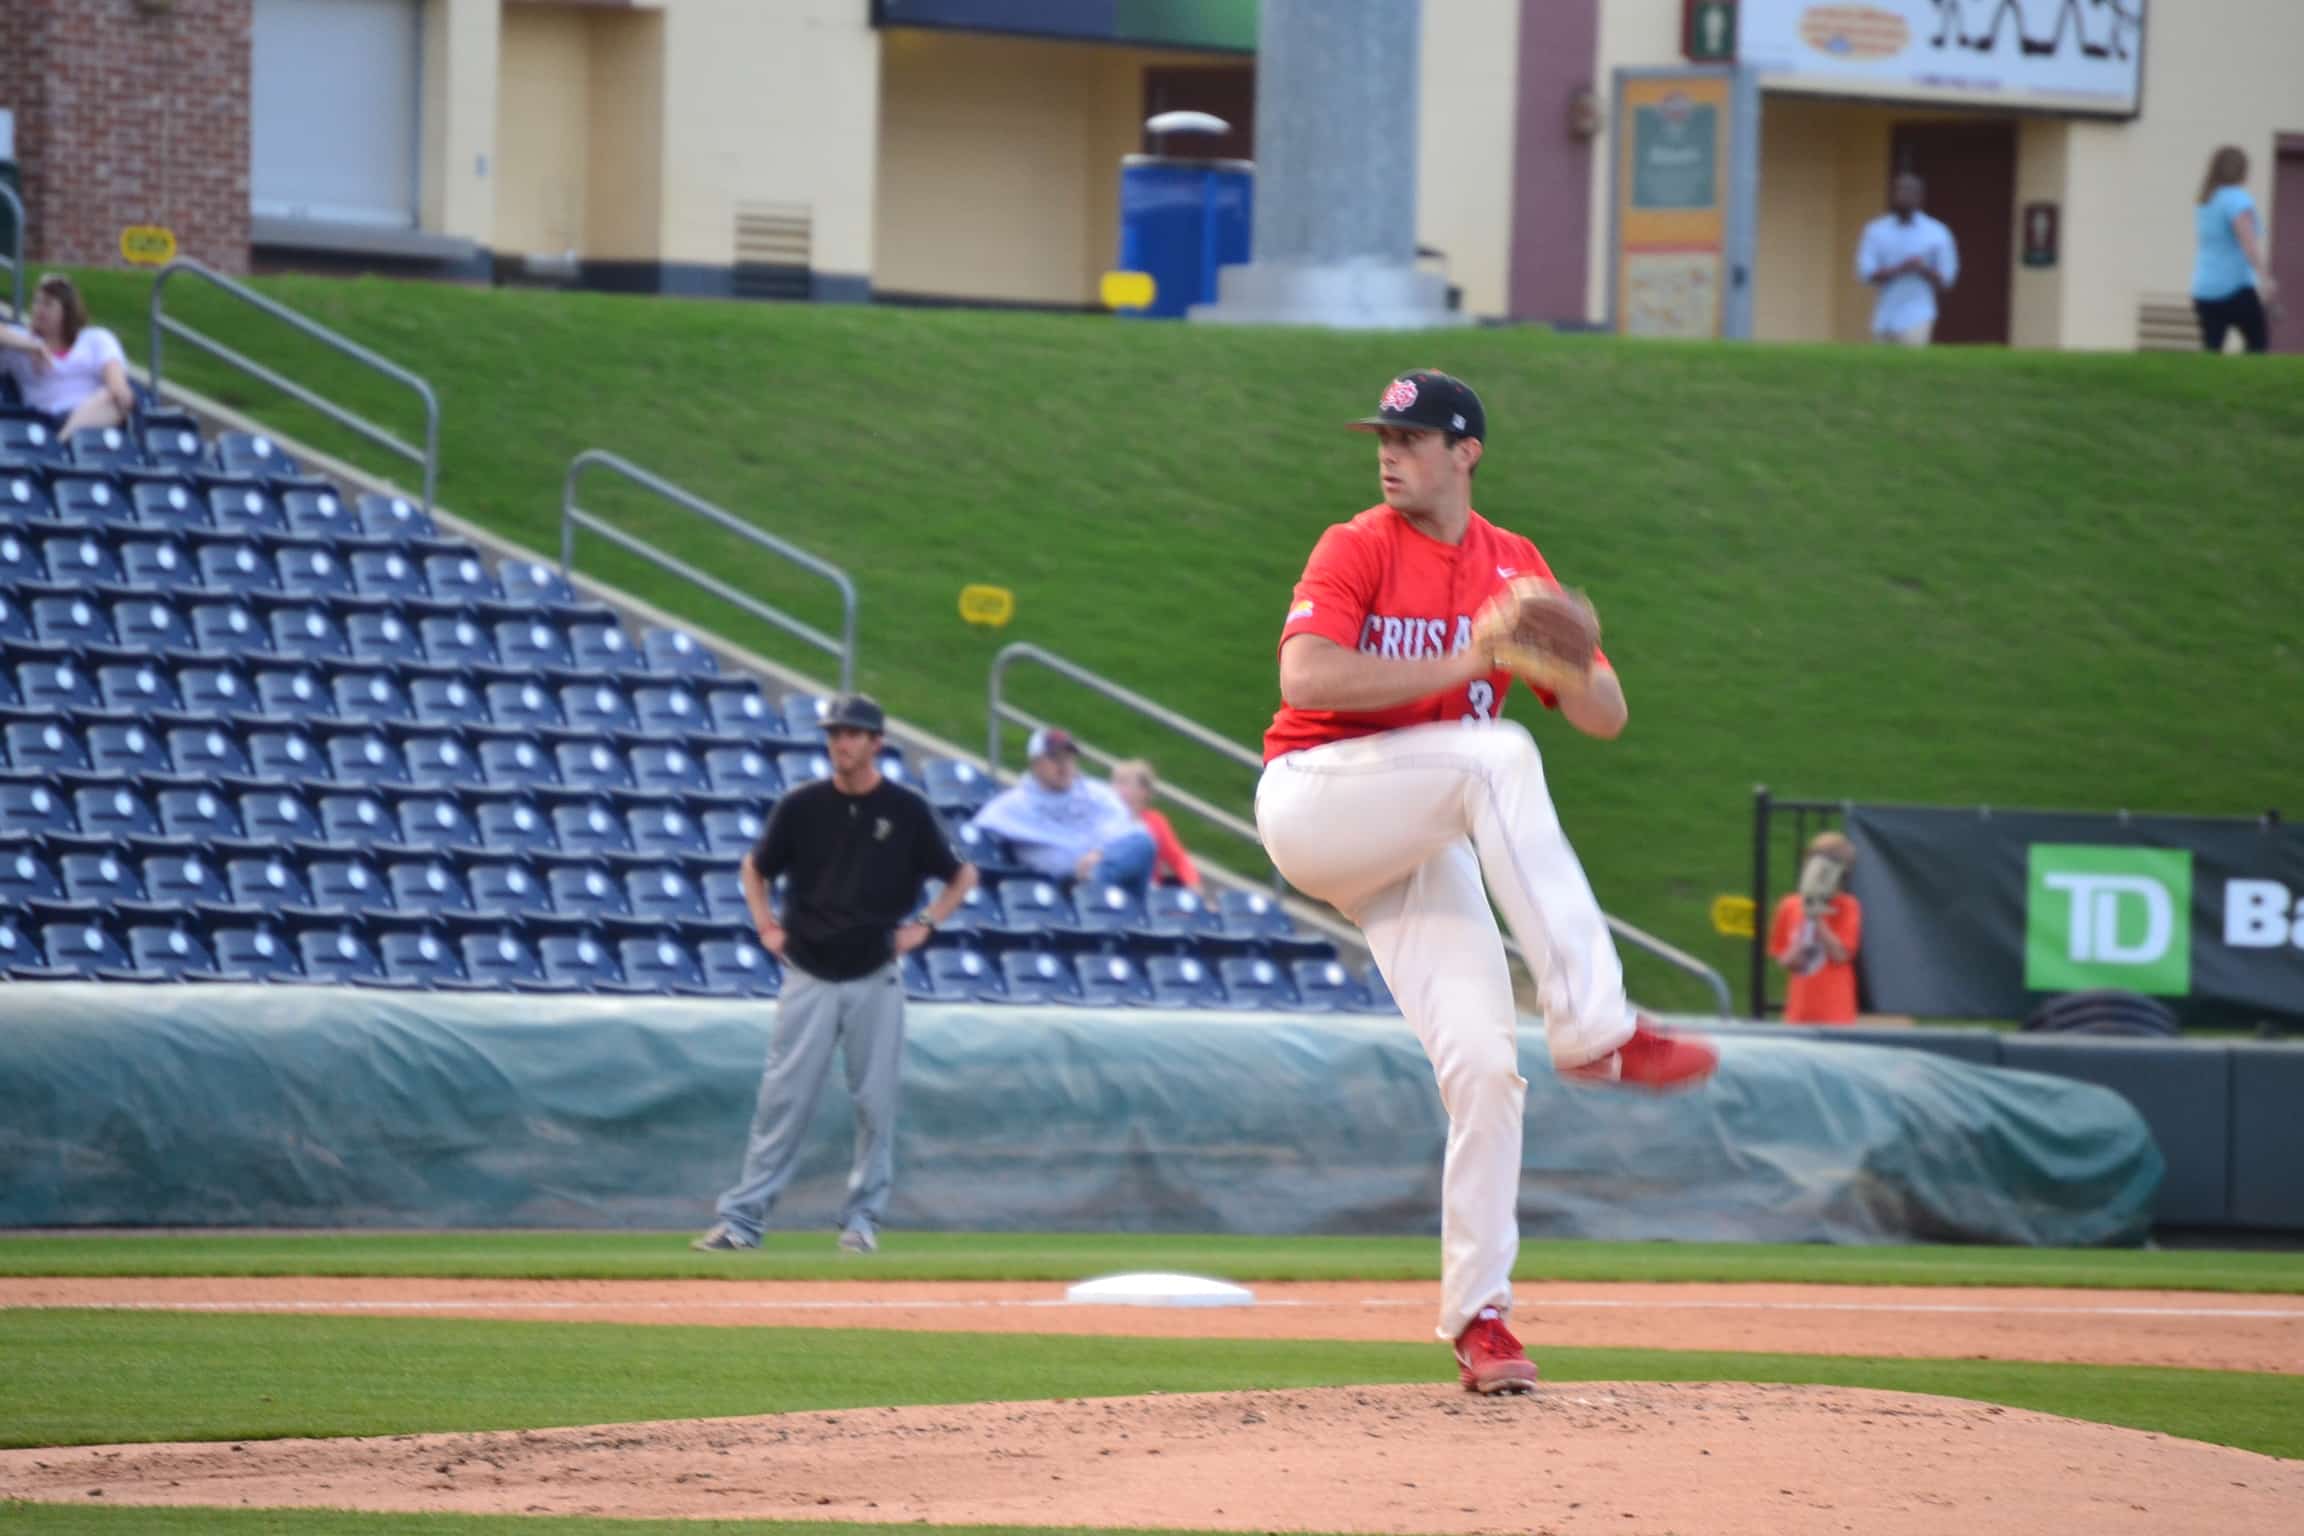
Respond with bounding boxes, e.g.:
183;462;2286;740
1769;832;1863;1024
1110;759;1200;890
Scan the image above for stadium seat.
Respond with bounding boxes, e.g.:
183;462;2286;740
86;719;170;776
477;735;557;789
1079;952;1152;1007
403;732;481;787
1000;949;1081;1004
357;493;436;541
76;779;158;838
703;744;781;797
203;480;285;536
16;657;99;710
700;806;767;857
42;530;123;585
629;743;706;796
0;778;74;837
128;476;206;530
0;417;62;462
0;594;27;643
213;431;297;479
1289;958;1370;1012
276;542;352;599
187;600;269;656
474;796;555;852
50;472;133;525
175;662;253;716
142;850;222;908
4;714;88;773
115;538;197;591
626;864;707;923
124;924;218;979
305;856;389;914
560;682;636;734
917;876;996;935
1218;888;1294;937
777;749;830;788
281;484;355;539
387;859;472;914
697;936;780;996
348;547;427;600
240;787;319;843
630;684;705;737
0;843;61;905
946;820;1022;879
408;675;487;727
546;862;628;920
699;866;751;923
64;425;141;468
1217;956;1298;1010
210;922;301;981
194;539;279;593
111;596;188;651
332;669;412;724
344;610;424;665
0;913;36;974
994;877;1074;932
422;551;497;602
250;665;331;719
97;662;180;714
467;860;551;917
539;931;625;990
620;934;705;992
641;627;717;675
60;849;144;905
779;692;830;736
157;782;244;842
922;945;1001;1001
627;800;707;857
555;738;631;793
0;531;42;585
704;683;778;736
297;924;384;985
40;918;132;976
31;593;114;647
567;619;638;673
394;793;479;850
139;422;207;468
325;730;407;785
460;928;545;988
494;618;571;671
245;725;325;782
498;559;575;606
485;679;563;730
380;929;467;987
268;605;349;662
316;790;393;845
417;613;496;667
1142;885;1221;936
1068;882;1145;935
1146;954;1225;1008
227;855;313;912
1;467;54;520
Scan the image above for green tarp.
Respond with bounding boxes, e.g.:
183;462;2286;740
0;985;2161;1244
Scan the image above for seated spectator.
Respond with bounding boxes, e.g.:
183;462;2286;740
1768;831;1862;1024
969;728;1157;896
1110;758;1200;891
0;274;135;440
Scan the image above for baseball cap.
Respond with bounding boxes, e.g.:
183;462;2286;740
1347;369;1486;442
1027;726;1077;759
818;693;886;734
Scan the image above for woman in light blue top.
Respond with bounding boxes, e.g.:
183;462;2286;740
2191;145;2275;354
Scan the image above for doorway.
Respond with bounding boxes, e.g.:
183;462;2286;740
2272;135;2304;354
1889;120;2017;344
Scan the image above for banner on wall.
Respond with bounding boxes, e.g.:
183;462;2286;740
1738;0;2146;116
1611;72;1737;339
1843;805;2304;1023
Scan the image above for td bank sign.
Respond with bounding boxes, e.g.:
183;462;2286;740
2026;845;2192;995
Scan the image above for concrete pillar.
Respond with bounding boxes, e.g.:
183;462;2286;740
1193;0;1460;329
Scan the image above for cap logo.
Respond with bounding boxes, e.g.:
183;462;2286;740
1381;378;1419;412
1451;413;1467;431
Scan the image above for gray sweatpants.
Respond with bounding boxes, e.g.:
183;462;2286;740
713;961;906;1242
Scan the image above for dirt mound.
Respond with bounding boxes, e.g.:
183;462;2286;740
4;1382;2297;1534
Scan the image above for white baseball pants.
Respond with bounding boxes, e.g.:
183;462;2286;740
1255;721;1635;1342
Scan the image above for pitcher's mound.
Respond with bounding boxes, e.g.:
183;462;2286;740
5;1382;2297;1534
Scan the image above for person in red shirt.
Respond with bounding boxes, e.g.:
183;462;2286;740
1109;760;1200;890
1769;831;1863;1024
1255;370;1718;1398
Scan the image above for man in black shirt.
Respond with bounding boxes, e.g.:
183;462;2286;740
693;693;976;1255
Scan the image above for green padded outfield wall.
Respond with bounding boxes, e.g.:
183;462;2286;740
0;984;2161;1244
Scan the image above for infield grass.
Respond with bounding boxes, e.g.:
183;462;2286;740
62;268;2304;1015
2;1311;2297;1460
3;1231;2301;1292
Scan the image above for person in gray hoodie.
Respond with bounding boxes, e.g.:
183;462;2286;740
969;727;1157;896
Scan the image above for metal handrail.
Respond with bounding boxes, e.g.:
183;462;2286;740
988;642;1731;1017
561;450;858;694
0;182;23;320
148;258;439;515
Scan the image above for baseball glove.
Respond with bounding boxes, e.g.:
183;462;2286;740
1473;578;1600;692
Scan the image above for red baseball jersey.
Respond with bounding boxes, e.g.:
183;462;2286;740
1262;504;1599;761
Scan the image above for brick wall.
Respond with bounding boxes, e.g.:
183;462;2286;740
2;0;252;274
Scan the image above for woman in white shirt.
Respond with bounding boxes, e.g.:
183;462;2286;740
1;273;136;438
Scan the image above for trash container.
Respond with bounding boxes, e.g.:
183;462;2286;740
1115;154;1253;320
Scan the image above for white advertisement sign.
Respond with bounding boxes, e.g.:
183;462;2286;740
1739;1;2146;115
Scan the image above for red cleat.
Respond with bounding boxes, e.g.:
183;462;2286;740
1454;1307;1539;1395
1559;1016;1719;1091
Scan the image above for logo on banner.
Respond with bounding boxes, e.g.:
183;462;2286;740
2025;845;2192;995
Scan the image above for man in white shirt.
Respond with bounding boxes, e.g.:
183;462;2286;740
967;727;1157;896
1856;174;1959;346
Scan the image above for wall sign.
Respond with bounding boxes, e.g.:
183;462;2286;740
1738;0;2146;116
1613;74;1737;340
2022;201;2059;268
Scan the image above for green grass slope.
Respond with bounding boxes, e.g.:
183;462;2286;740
72;271;2304;1009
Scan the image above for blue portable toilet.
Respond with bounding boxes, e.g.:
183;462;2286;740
1114;127;1252;320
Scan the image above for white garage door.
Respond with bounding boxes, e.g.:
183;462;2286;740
252;0;422;228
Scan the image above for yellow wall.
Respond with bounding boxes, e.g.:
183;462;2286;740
2009;117;2068;350
494;5;590;258
420;0;501;244
1416;0;1520;319
1587;0;1686;325
875;28;1247;305
585;8;666;263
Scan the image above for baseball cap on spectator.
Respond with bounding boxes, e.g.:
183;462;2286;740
819;693;886;734
1027;727;1076;760
1347;370;1486;443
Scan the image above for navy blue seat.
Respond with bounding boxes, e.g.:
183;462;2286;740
1142;884;1221;936
1001;949;1081;1004
32;593;114;647
423;551;497;602
1069;882;1145;935
65;425;142;469
1218;956;1298;1010
254;665;333;718
1293;958;1370;1011
629;742;706;795
246;724;325;781
498;559;575;606
386;858;472;913
142;849;223;908
626;863;706;923
703;743;781;796
125;923;218;978
555;738;632;792
188;600;270;656
561;681;635;734
477;734;556;788
539;931;623;990
117;539;199;591
0;467;54;519
325;730;407;785
460;928;544;988
0;593;27;642
331;668;411;723
394;793;478;850
40;918;132;976
567;619;638;673
157;782;244;841
918;876;996;936
204;480;285;535
5;714;87;772
43;530;123;585
779;692;830;736
418;613;495;667
49;472;132;525
17;657;99;710
704;683;778;736
1218;888;1295;937
74;779;156;838
700;866;751;923
99;661;182;713
474;796;554;852
630;684;705;737
349;547;428;600
281;484;356;539
1080;951;1152;1007
128;477;206;531
947;820;1022;879
297;923;384;984
0;912;37;972
1146;953;1226;1007
316;789;394;844
240;787;319;843
777;749;830;789
165;722;251;779
552;800;631;856
112;596;187;651
468;859;550;917
210;922;301;980
213;431;297;479
484;678;562;729
380;929;467;987
403;731;481;787
276;542;352;598
627;800;707;857
344;610;423;665
995;876;1074;932
195;539;278;593
86;718;170;776
61;849;144;905
0;843;62;904
546;862;627;920
409;675;487;726
0;417;64;462
494;618;572;670
621;935;704;992
922;945;1001;1001
358;492;436;541
268;604;349;662
0;530;43;584
305;855;389;914
922;758;995;814
701;805;767;857
698;936;780;996
641;626;717;675
227;855;312;911
140;423;207;468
